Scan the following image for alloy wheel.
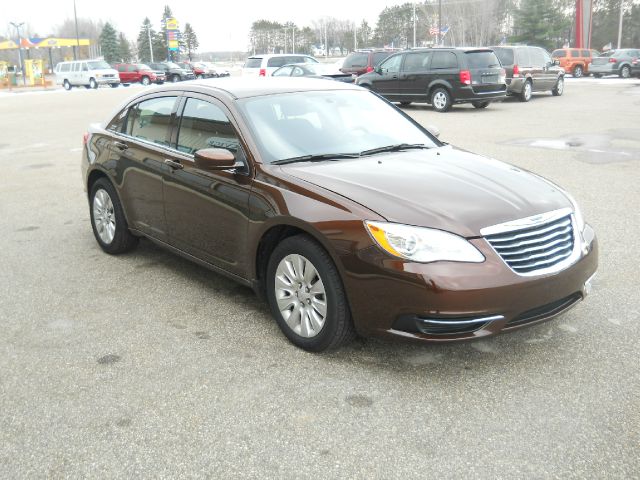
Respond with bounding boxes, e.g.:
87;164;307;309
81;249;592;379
274;254;327;338
92;189;116;244
621;66;630;78
524;81;532;101
433;91;447;110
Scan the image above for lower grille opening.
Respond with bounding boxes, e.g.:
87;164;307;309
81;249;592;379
394;314;502;336
507;292;583;327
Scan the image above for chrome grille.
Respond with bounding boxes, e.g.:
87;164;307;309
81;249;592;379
484;212;575;275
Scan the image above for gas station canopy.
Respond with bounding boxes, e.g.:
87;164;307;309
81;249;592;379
0;37;90;50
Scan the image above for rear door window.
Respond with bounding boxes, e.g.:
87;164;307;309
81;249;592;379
267;57;289;68
517;48;532;66
465;51;501;69
127;96;177;147
581;50;590;57
431;51;458;69
60;63;71;73
177;98;241;155
344;53;368;68
379;54;403;73
244;58;262;68
570;50;580;58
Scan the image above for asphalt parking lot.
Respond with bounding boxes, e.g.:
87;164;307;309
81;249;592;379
1;78;639;478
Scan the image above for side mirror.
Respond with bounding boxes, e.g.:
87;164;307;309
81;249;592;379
553;59;560;66
194;148;236;170
426;125;440;138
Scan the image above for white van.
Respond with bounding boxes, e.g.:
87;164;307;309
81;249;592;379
242;54;319;77
54;60;120;90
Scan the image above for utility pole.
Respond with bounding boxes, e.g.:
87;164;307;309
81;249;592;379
438;0;442;46
147;24;154;62
292;28;295;54
73;0;80;60
617;0;624;49
354;22;358;50
10;21;26;86
413;3;417;48
324;21;328;58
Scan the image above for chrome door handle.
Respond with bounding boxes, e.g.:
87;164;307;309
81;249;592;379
113;141;128;150
164;159;184;170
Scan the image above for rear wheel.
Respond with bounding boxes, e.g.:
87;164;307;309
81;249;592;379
89;178;138;255
63;80;72;90
593;73;602;78
196;74;203;79
266;235;356;352
472;101;489;109
552;76;564;96
109;83;119;88
620;65;631;78
519;80;532;102
573;65;583;78
171;74;180;83
431;87;452;112
141;76;150;86
89;78;98;89
400;101;412;107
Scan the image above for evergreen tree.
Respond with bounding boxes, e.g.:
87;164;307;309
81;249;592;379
100;22;119;64
510;0;570;51
183;23;199;61
118;32;131;63
136;18;156;63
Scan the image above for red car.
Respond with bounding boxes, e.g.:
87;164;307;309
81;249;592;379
114;63;165;85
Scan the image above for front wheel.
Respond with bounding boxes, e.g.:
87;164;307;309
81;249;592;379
431;87;452;112
63;80;72;90
593;73;602;78
266;235;356;352
573;65;583;78
141;76;151;86
472;101;489;109
89;78;98;89
109;83;119;88
552;76;564;96
89;178;138;255
620;65;631;78
171;74;180;83
196;74;203;79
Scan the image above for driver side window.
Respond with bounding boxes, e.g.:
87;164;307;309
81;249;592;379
379;54;403;74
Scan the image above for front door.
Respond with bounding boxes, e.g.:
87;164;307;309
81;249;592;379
370;53;403;99
397;51;433;99
162;95;253;277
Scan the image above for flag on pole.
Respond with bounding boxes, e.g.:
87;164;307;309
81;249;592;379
429;26;450;37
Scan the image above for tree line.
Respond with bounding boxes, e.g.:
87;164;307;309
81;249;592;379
249;0;640;55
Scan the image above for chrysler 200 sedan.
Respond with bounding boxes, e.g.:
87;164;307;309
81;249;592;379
81;78;598;351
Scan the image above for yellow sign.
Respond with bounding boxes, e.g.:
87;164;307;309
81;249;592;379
24;59;44;86
166;17;179;30
169;40;179;48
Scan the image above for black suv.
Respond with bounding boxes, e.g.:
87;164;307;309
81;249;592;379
356;48;506;112
340;49;400;76
148;62;196;83
491;46;565;102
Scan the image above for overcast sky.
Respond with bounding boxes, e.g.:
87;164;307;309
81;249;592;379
5;0;401;51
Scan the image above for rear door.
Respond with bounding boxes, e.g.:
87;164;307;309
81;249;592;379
429;51;459;94
243;57;263;76
529;47;551;90
464;50;504;94
397;51;432;98
162;94;253;276
116;94;180;241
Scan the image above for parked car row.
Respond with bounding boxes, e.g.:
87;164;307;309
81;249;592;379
551;47;640;78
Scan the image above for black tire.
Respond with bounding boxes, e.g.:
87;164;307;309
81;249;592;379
109;83;119;88
573;65;583;78
89;78;98;89
171;74;180;83
430;87;452;112
141;76;150;86
156;81;164;85
472;101;490;109
620;65;631;79
63;80;71;90
593;73;602;78
196;74;203;80
552;76;564;96
266;235;356;352
89;178;138;255
519;79;532;102
400;101;412;107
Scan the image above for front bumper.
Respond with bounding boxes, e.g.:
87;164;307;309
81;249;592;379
341;226;598;343
96;77;120;85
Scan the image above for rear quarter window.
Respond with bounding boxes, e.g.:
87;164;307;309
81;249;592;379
244;58;262;68
570;50;580;58
431;51;458;69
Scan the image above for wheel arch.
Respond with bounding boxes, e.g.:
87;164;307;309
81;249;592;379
427;80;452;99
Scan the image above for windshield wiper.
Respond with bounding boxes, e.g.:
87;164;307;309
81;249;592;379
272;153;360;165
359;143;431;156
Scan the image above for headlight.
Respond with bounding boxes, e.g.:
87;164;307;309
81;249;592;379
365;221;485;263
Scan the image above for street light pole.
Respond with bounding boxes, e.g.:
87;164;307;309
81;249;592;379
10;21;26;86
413;3;417;48
73;0;80;60
617;0;624;49
147;24;154;62
438;0;442;46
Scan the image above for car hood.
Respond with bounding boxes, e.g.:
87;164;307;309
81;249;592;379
281;146;572;237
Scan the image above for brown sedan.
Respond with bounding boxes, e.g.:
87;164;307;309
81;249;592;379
81;78;598;351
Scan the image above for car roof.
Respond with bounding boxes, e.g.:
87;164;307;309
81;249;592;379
146;77;361;100
248;54;314;59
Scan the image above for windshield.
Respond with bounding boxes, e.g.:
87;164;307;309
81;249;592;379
238;90;438;164
87;61;111;70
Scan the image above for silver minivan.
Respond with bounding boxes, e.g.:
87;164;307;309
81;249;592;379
55;60;120;90
242;54;319;77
